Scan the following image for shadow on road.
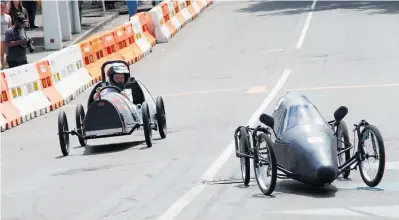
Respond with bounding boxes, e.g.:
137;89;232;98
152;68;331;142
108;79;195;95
249;179;338;198
209;177;337;198
82;140;146;156
236;1;399;16
276;180;337;198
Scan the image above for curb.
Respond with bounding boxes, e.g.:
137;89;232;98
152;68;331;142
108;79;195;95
68;12;120;46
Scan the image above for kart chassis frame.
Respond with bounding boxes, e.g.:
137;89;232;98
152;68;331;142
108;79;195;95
58;121;159;140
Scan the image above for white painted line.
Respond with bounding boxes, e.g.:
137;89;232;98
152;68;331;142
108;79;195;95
296;0;317;49
156;69;292;220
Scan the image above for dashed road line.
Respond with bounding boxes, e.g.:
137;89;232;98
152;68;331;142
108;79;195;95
296;0;317;48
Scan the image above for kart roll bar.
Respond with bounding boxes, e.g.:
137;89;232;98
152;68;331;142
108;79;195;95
101;60;130;83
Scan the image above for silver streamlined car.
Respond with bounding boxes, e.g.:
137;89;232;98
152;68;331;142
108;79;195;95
235;92;386;196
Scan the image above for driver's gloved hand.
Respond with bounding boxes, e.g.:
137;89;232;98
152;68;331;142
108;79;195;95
128;77;136;84
93;92;100;100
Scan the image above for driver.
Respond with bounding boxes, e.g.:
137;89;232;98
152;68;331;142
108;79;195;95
93;63;132;101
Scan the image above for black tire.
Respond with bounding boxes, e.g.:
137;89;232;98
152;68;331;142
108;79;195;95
142;101;153;148
155;96;167;139
238;127;251;186
358;125;385;187
75;104;87;147
58;111;70;156
337;121;351;178
253;133;277;196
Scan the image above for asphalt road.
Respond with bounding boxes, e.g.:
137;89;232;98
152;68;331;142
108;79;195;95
2;1;399;220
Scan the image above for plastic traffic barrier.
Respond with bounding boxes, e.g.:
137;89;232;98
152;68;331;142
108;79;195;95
2;63;52;123
0;71;21;131
46;44;93;104
113;23;140;65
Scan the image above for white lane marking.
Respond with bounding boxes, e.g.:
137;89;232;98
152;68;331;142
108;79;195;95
156;69;292;220
296;0;317;49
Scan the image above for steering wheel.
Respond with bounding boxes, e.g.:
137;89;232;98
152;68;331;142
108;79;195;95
98;85;123;93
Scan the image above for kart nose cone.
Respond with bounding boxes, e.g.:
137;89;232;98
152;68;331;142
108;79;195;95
316;166;337;184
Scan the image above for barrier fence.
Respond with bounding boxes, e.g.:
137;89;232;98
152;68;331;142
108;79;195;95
0;0;213;132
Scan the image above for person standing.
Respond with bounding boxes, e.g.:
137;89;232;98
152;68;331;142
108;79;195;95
1;1;12;69
22;0;38;28
78;0;83;24
4;12;32;68
7;0;29;27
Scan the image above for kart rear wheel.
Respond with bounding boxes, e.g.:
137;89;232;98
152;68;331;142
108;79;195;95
253;133;277;196
238;127;251;186
75;104;87;147
58;111;70;156
156;96;167;139
142;101;153;148
337;121;351;178
359;125;385;187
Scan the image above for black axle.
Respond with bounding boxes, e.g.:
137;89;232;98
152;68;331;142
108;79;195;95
57;121;159;140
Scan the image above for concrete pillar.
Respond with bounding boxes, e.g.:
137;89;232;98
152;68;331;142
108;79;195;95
101;0;106;16
70;0;81;34
42;1;62;50
58;1;72;41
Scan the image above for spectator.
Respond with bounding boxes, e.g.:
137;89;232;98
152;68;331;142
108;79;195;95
78;0;83;24
22;1;38;29
7;0;29;28
4;12;32;68
1;1;12;69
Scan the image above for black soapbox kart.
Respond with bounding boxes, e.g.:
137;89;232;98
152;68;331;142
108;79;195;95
57;60;167;156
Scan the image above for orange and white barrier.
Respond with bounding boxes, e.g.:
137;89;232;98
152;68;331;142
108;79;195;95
148;3;174;43
0;0;213;132
148;0;213;43
177;1;194;25
1;71;21;131
47;45;93;105
129;13;154;58
1;63;56;125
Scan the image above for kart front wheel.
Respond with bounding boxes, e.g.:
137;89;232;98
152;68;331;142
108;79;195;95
359;125;385;187
75;104;87;147
58;111;70;156
142;101;153;148
238;127;251;186
337;121;351;178
253;133;277;196
156;96;167;139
